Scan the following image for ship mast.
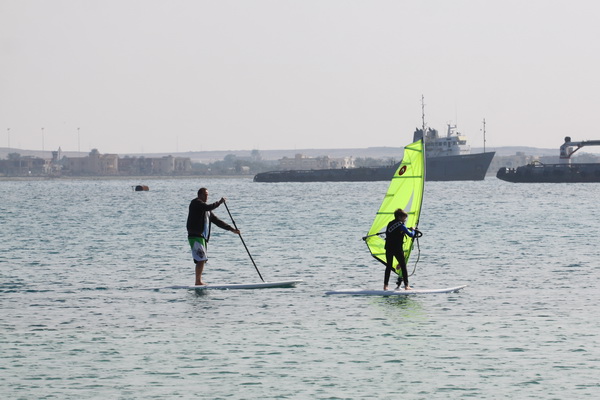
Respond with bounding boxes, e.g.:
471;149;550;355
482;118;487;153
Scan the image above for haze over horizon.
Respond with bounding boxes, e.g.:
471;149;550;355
2;1;600;155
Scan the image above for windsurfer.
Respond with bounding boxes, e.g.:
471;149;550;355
384;208;418;290
186;188;240;285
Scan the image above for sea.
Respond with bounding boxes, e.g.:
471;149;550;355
1;177;599;399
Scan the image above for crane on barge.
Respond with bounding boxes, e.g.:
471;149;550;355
560;136;600;164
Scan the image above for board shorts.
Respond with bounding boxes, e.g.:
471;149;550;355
188;237;208;262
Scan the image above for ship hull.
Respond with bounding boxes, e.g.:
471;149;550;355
497;163;600;183
254;152;495;182
425;152;495;181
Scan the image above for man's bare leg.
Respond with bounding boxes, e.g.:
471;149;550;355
195;261;206;285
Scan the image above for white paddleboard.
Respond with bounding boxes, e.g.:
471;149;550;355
325;285;466;296
152;280;303;290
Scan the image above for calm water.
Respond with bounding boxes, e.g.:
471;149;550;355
1;177;599;399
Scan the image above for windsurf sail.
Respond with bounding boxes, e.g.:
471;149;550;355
363;139;425;274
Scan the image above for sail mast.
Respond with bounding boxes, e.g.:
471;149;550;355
421;95;426;134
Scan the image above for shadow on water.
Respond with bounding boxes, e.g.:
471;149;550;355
373;296;427;322
191;288;210;297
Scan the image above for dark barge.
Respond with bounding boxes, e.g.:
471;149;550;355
497;136;600;183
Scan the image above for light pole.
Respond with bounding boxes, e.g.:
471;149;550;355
78;127;80;153
41;127;45;152
7;128;9;149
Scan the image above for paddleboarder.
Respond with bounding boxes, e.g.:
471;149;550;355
384;208;418;291
187;187;240;285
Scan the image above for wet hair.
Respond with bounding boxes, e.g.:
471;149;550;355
198;187;207;197
394;208;408;220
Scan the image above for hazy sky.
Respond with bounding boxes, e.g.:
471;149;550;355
2;0;600;154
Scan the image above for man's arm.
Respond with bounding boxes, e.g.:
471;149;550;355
210;213;239;234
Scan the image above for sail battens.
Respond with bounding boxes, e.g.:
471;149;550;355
375;211;417;216
391;176;422;180
364;139;425;274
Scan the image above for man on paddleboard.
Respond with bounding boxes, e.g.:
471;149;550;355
384;208;418;291
186;188;240;285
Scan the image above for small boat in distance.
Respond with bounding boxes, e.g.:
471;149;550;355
497;136;600;183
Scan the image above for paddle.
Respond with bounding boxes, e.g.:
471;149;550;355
223;201;265;282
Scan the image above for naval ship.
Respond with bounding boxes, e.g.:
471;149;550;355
254;124;495;182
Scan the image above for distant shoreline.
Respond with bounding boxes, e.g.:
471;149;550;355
0;175;254;182
1;145;565;162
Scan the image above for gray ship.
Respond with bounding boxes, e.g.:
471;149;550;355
415;124;495;181
254;124;495;182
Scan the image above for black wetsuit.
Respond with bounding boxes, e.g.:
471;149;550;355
186;198;234;240
384;219;416;288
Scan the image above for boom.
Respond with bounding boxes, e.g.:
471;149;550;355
560;136;600;163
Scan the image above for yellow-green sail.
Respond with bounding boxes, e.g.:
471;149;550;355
364;139;425;274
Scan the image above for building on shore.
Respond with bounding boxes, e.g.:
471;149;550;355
118;155;192;175
63;150;192;175
279;154;354;170
0;149;192;176
63;149;119;175
0;156;47;176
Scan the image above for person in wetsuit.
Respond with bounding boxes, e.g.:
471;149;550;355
186;187;240;285
384;208;418;291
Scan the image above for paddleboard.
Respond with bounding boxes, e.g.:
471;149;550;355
152;280;303;290
325;285;466;296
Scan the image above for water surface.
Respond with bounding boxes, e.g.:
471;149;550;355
1;178;599;399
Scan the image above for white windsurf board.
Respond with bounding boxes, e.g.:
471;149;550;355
151;280;303;291
325;285;466;296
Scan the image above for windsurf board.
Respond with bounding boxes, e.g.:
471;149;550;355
325;285;466;296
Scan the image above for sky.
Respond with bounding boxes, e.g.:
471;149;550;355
2;0;600;154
